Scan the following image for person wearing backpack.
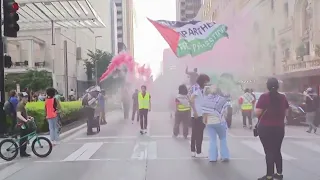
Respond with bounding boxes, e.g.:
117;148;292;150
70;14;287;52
4;90;19;136
45;88;61;145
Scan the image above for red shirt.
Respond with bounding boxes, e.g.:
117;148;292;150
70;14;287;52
256;92;289;127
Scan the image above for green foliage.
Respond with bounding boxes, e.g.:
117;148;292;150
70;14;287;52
84;49;113;81
26;101;82;132
5;70;53;92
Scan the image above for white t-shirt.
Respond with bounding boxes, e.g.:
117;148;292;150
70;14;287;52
191;86;204;117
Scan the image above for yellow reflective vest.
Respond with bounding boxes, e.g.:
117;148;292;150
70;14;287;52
241;93;254;110
177;104;191;111
138;92;150;109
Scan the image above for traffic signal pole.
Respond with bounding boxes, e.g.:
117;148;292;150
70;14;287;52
0;1;6;135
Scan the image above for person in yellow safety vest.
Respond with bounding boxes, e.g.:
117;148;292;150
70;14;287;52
173;84;191;139
138;85;151;134
238;88;255;129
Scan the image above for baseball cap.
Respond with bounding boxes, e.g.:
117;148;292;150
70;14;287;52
21;92;28;97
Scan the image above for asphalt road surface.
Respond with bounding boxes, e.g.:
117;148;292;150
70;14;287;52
0;111;320;180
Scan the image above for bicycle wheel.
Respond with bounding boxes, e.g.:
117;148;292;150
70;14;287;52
31;137;52;158
0;139;18;161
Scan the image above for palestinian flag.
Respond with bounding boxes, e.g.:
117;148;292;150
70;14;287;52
148;18;228;57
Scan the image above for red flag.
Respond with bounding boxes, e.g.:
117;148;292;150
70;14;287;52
147;18;180;54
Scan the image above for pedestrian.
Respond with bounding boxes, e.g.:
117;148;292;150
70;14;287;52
45;88;61;145
303;87;318;133
185;66;199;86
138;85;151;134
131;89;139;123
82;92;98;135
4;90;19;136
239;88;255;129
203;86;230;162
98;90;107;125
16;92;33;157
173;84;191;139
190;74;210;158
255;77;288;180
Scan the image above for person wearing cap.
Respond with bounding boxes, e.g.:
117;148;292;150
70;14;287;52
16;92;33;157
255;77;289;180
303;87;318;133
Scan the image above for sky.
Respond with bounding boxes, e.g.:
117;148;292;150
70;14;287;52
133;0;176;78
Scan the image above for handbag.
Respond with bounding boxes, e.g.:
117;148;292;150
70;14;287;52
253;109;267;137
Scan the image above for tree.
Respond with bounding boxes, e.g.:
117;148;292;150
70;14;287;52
83;49;113;81
5;70;53;92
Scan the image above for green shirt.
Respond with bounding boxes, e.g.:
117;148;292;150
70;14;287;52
16;102;27;122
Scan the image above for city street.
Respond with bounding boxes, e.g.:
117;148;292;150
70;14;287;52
0;111;320;180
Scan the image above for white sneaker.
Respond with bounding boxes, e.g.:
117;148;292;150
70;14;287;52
196;153;207;158
191;152;196;157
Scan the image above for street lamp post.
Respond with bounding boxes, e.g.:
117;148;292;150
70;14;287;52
94;36;102;85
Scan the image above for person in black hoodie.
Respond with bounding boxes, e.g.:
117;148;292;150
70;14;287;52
304;88;318;133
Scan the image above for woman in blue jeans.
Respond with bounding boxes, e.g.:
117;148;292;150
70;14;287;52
203;86;230;162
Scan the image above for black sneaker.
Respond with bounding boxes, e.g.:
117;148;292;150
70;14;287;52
273;173;283;180
20;153;31;158
314;128;317;134
140;130;144;135
258;175;273;180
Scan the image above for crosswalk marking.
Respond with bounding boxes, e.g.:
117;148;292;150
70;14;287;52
77;142;103;161
131;142;148;160
241;140;296;160
291;141;320;154
63;142;103;161
147;141;157;159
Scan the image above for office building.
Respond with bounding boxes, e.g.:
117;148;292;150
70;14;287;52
176;0;203;21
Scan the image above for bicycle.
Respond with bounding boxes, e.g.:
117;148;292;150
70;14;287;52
0;120;53;161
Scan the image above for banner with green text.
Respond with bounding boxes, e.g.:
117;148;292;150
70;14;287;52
148;18;228;57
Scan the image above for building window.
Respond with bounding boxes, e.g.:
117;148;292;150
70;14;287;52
284;2;289;18
271;0;274;10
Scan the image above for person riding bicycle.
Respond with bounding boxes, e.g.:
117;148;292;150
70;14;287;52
16;92;33;158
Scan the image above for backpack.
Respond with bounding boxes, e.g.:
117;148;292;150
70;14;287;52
3;98;14;115
82;94;89;106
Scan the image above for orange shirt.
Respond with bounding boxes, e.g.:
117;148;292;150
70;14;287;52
45;98;57;119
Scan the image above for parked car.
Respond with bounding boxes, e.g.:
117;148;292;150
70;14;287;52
253;92;306;125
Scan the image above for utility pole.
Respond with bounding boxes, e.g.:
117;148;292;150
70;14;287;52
0;8;5;135
94;36;102;85
0;0;20;136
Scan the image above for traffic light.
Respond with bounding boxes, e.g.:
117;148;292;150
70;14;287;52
3;0;19;38
4;55;12;68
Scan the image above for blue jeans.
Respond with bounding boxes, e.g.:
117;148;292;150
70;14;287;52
48;117;59;141
207;123;230;161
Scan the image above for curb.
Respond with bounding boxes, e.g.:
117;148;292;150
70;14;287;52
58;110;121;140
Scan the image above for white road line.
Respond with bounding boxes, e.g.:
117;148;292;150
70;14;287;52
231;135;320;139
63;144;88;161
0;163;24;180
63;142;103;161
291;141;320;154
147;141;157;160
241;140;296;160
35;157;265;163
131;142;148;160
77;142;103;161
75;136;137;140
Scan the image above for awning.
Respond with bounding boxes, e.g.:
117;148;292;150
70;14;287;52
17;0;106;30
